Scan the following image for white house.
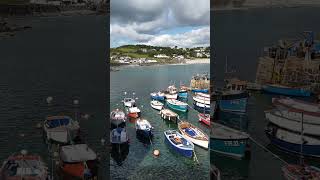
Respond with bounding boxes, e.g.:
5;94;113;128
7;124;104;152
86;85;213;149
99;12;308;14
154;54;169;58
196;52;203;58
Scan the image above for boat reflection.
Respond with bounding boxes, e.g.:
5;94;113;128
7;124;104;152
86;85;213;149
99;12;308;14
110;143;130;166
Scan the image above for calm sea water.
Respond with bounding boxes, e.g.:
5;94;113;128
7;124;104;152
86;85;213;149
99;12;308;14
212;7;320;180
110;64;210;180
0;15;107;178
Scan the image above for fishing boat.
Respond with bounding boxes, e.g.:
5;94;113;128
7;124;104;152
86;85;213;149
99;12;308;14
123;98;136;107
282;164;320;179
246;82;262;91
58;144;98;179
265;124;320;157
150;100;163;111
265;110;320;136
262;84;311;97
193;102;211;113
218;78;249;113
110;109;126;128
272;97;320;113
193;95;210;105
178;85;189;99
125;104;141;118
199;113;210;126
150;91;165;101
160;109;179;123
210;122;250;159
110;142;130;166
269;108;320;125
164;85;178;99
43;115;80;144
166;99;188;112
110;127;129;144
211;165;221;180
178;121;209;149
164;130;194;158
0;150;48;180
135;118;153;138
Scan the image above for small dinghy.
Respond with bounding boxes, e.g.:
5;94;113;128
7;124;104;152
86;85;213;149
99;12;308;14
282;164;320;180
178;121;209;149
43;115;80;144
110;127;129;144
123;98;136;107
150;100;164;111
135;118;153;138
164;130;194;158
198;113;210;126
110;109;126;128
59;144;98;179
166;99;188;112
150;91;165;101
0;150;48;180
126;105;141;118
160;109;179;123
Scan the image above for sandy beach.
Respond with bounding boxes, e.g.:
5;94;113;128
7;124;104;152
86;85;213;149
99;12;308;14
185;58;210;64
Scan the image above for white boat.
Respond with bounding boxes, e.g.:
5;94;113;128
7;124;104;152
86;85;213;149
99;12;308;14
166;99;188;112
265;111;320;136
150;100;164;110
135;119;153;137
110;109;126;127
193;95;210;105
165;85;178;99
272;97;320;113
0;150;48;180
271;109;320;125
110;127;129;144
178;121;209;149
195;92;210;99
123;98;136;107
43;116;80;144
160;108;179;123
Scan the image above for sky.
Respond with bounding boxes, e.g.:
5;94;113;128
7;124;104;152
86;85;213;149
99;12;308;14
110;0;210;48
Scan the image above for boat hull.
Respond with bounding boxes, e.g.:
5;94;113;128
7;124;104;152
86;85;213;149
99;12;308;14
151;95;165;101
136;129;153;138
164;136;193;158
167;101;188;112
199;114;210;126
193;102;210;113
178;91;188;98
151;104;163;111
219;98;247;113
165;94;178;99
263;85;311;97
192;89;209;93
210;137;248;159
266;132;320;157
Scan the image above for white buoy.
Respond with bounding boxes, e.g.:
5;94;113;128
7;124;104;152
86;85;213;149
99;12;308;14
153;149;160;157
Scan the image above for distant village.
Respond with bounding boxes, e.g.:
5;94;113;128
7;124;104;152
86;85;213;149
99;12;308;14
110;45;210;65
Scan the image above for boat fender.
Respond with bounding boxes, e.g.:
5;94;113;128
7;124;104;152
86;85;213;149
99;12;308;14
153;149;160;157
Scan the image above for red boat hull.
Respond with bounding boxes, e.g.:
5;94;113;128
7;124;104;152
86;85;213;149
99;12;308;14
198;114;210;126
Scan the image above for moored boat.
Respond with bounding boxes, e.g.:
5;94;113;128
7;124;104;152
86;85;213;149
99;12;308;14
43;115;80;144
193;102;211;113
265;124;320;157
190;73;210;93
218;92;249;113
135;118;153;138
164;85;178;99
58;144;98;179
178;121;209;149
0;150;48;180
282;164;320;180
160;109;179;123
166;99;188;112
164;130;194;158
110;109;126;128
199;113;210;126
178;85;189;98
265;110;320;136
210;122;250;159
192;88;209;93
272;97;320;113
269;108;320;125
193;95;210;105
126;105;141;118
150;100;163;111
262;84;311;97
123;98;136;107
110;127;129;144
195;92;210;99
150;91;165;101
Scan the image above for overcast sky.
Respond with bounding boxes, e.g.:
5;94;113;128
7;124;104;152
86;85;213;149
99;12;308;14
110;0;210;48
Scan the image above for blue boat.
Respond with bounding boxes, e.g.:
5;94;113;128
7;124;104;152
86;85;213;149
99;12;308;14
166;99;188;112
266;125;320;157
210;123;250;159
191;89;209;93
178;91;188;99
193;102;210;113
164;130;194;158
218;92;248;113
262;84;311;97
150;91;165;101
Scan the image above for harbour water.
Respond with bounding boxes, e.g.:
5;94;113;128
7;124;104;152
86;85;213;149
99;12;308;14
110;64;210;179
0;15;107;178
212;7;320;180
